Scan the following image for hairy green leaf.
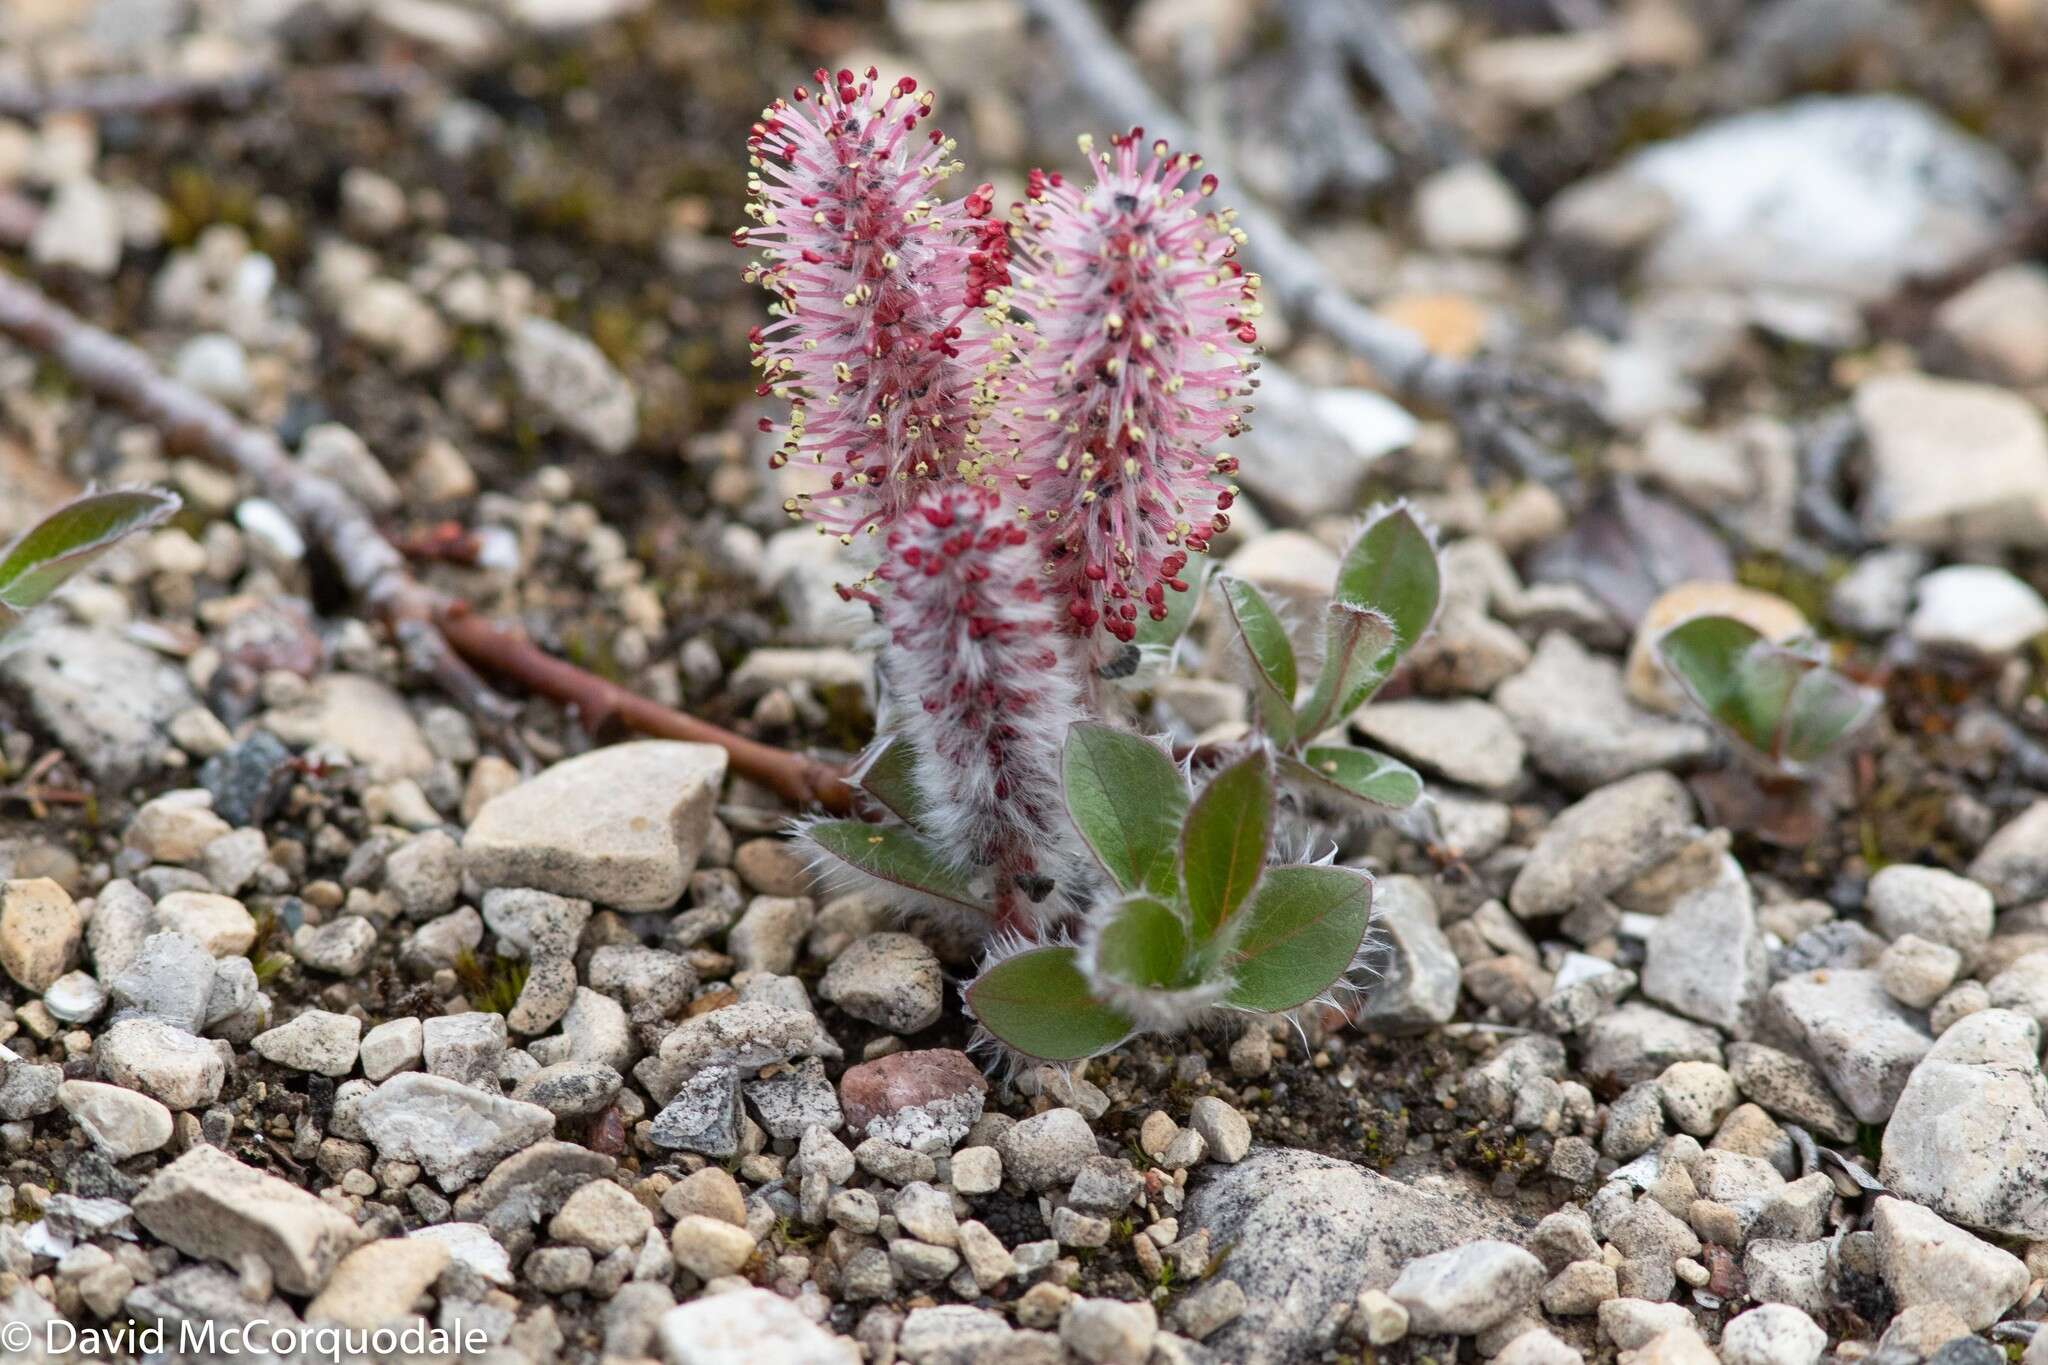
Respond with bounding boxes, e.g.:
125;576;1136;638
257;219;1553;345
803;820;988;916
968;946;1135;1061
1090;895;1193;992
1780;665;1881;767
1295;602;1399;735
1223;864;1375;1013
0;489;181;614
1656;614;1852;765
1281;746;1424;810
1063;723;1187;894
1180;748;1274;942
857;738;932;831
1332;507;1439;654
1217;575;1298;746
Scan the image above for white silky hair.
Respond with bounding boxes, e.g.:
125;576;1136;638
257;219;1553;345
881;504;1098;929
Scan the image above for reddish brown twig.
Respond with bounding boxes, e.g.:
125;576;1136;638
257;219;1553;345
0;269;855;815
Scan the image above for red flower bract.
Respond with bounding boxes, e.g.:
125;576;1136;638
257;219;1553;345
1002;128;1260;655
738;69;1010;542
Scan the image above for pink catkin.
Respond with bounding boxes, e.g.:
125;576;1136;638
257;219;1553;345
878;486;1088;935
1003;129;1260;655
738;69;1010;544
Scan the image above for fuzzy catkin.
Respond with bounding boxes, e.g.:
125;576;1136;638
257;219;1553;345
739;68;1010;543
1002;128;1261;656
878;486;1090;933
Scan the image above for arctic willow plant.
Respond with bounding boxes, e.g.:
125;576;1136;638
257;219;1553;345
754;75;1381;1060
1217;505;1442;812
0;490;180;637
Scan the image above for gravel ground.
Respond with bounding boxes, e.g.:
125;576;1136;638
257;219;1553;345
6;2;2048;1365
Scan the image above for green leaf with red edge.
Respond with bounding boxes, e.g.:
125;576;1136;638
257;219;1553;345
1218;575;1298;746
1062;722;1187;895
0;489;181;616
967;945;1135;1061
1222;863;1375;1012
802;820;988;916
1332;507;1440;655
1295;602;1398;736
1281;746;1423;810
1180;748;1274;942
1089;895;1193;993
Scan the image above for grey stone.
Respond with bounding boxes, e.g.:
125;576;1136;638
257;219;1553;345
1968;801;2048;906
252;1010;361;1077
1494;634;1713;792
1767;969;1932;1123
290;915;377;975
657;1000;841;1078
997;1108;1098;1191
1726;1042;1859;1145
649;1064;741;1157
1388;1240;1545;1335
819;932;945;1033
1869;865;1996;952
108;930;215;1033
354;1072;555;1192
0;625;195;785
511;1061;622;1118
480;887;592;1035
263;673;434;782
657;1286;859;1364
1581;1004;1723;1088
1642;853;1767;1033
58;1079;172;1159
743;1057;842;1139
423;1012;507;1088
132;1145;364;1294
1186;1148;1522;1365
464;741;725;911
1720;1306;1826;1365
508;316;638;455
1354;699;1525;793
1509;773;1695;919
1880;1009;2048;1238
1873;1195;2028;1330
96;1017;224;1110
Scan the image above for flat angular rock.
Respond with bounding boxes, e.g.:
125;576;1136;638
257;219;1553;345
649;1064;741;1157
263;673;434;782
0;624;195;785
1726;1043;1859;1145
1642;854;1767;1033
305;1237;449;1328
819;932;944;1033
657;1000;841;1077
1872;1195;2028;1330
1509;772;1695;919
354;1072;555;1192
253;1010;362;1076
1881;1009;2048;1238
1354;699;1526;793
132;1145;364;1294
1187;1148;1525;1365
1495;633;1712;792
1767;970;1932;1123
657;1286;859;1365
508;316;638;456
1389;1239;1546;1334
464;741;726;911
96;1017;224;1110
1857;371;2048;548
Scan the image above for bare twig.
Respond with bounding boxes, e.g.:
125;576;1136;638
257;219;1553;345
0;63;432;121
0;270;855;814
1322;0;1465;164
1018;0;1576;415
